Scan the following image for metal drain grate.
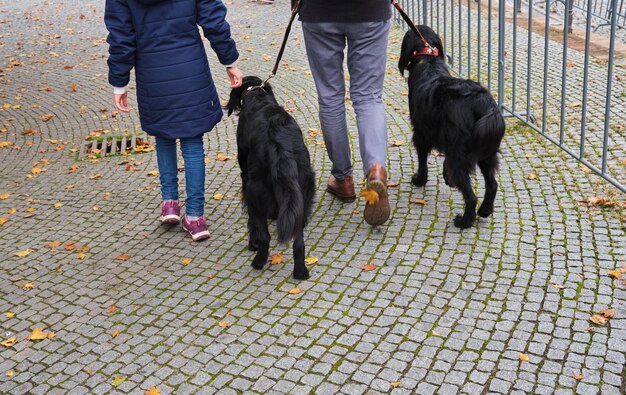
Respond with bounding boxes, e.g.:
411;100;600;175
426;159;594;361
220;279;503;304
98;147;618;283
79;133;153;159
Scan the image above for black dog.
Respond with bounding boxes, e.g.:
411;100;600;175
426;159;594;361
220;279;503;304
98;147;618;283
398;26;505;229
227;76;315;280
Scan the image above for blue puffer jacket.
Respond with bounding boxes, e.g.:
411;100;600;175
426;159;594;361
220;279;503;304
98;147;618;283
105;0;238;139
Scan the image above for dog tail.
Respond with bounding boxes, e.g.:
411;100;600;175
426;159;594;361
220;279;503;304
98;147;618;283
268;117;305;245
473;106;506;159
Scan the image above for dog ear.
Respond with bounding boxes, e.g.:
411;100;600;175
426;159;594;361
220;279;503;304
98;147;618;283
226;86;242;116
398;31;414;76
431;30;445;60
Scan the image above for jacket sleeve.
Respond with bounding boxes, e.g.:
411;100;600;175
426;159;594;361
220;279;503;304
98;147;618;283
104;0;136;87
197;0;239;66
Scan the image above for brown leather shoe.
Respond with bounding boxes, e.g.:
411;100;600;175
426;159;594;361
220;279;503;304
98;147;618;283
363;163;390;226
327;175;356;202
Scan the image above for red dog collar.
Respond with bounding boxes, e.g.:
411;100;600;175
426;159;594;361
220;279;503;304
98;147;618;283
413;44;439;57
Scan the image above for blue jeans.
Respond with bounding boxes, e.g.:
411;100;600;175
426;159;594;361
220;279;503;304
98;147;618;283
155;136;205;217
302;20;390;179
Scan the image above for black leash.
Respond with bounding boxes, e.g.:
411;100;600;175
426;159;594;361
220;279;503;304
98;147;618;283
263;0;301;87
390;0;438;56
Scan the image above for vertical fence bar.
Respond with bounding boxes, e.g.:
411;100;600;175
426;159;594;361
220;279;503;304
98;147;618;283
422;0;428;24
512;0;518;112
498;0;505;109
541;0;550;136
458;0;462;71
525;0;533;123
602;0;619;174
478;0;482;84
559;0;571;146
487;0;492;91
580;0;594;159
468;0;471;79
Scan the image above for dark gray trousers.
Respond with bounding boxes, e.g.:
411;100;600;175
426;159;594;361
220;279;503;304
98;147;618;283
302;19;391;179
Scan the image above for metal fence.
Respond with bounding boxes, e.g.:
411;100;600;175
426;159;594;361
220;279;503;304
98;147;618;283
393;0;626;193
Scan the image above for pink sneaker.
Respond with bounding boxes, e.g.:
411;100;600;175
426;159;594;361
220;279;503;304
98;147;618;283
160;200;181;224
182;214;210;241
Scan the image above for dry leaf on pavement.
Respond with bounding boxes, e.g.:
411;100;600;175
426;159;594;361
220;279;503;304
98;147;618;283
362;263;378;272
1;337;17;347
270;254;283;265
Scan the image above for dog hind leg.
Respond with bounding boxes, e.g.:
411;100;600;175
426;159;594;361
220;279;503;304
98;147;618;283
451;164;477;229
411;142;431;187
250;217;270;270
477;154;498;218
292;226;310;280
247;216;259;251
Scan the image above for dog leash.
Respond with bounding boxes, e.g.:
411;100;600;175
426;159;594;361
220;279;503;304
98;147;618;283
263;0;302;87
390;0;438;57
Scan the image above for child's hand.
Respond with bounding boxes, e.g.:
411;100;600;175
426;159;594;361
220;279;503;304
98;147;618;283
114;92;131;113
227;66;243;88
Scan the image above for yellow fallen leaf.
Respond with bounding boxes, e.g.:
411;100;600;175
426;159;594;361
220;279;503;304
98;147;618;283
391;139;405;146
527;173;537;180
5;312;15;318
0;218;8;226
26;207;36;213
23;282;34;290
92;206;100;211
115;255;131;261
551;283;565;289
600;308;616;319
111;330;120;337
27;328;48;341
212;194;224;200
288;287;302;294
147;170;159;176
181;258;192;265
30;167;46;174
145;387;161;395
359;189;379;205
111;376;126;386
216;153;232;161
304;256;318;265
8;208;16;214
77;253;86;260
6;370;14;377
0;193;10;200
608;270;622;279
14;250;31;257
47;332;56;340
390;381;400;388
86;368;92;375
590;314;608;325
0;142;14;148
1;337;17;347
218;320;229;327
270;254;283;265
573;373;583;380
53;202;63;208
519;353;530;362
107;305;118;314
409;198;428;205
362;263;378;272
89;173;103;180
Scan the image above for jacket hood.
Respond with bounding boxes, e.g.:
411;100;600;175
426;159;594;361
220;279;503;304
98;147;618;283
136;0;168;5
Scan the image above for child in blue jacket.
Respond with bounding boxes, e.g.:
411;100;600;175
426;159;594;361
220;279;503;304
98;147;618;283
105;0;242;241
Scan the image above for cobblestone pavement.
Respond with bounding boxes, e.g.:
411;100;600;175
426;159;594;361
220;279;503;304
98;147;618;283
1;0;625;394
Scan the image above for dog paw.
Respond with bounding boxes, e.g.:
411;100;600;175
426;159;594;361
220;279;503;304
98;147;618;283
251;256;266;270
477;205;493;218
411;173;427;187
454;214;475;229
293;266;310;280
